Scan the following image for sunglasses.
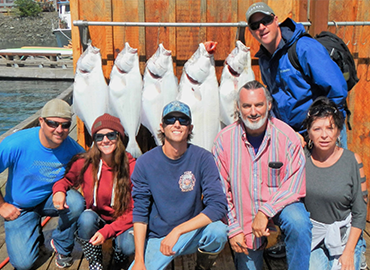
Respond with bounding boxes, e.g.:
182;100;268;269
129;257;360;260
93;131;119;142
163;116;191;126
307;106;338;118
43;118;71;129
249;15;274;31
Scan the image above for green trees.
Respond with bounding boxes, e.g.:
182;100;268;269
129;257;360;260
14;0;43;17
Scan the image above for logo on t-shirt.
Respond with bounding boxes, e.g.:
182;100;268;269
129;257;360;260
178;171;196;192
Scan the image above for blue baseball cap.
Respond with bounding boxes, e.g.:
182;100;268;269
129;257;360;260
162;101;192;121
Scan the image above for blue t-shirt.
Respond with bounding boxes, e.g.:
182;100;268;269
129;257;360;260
246;130;265;154
0;127;84;208
131;144;227;238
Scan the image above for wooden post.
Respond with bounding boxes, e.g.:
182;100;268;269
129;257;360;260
308;0;329;35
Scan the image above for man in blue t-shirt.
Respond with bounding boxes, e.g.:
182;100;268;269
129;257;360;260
0;99;85;270
130;101;228;270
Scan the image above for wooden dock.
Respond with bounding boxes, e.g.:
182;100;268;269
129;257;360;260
0;47;74;79
0;86;368;270
0;213;368;270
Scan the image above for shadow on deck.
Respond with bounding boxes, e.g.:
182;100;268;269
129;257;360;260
0;216;369;269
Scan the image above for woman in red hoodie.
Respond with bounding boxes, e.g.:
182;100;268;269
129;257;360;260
52;113;136;270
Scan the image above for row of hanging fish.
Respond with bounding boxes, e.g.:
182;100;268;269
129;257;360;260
73;40;255;158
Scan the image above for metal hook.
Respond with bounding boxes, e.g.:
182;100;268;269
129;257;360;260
157;26;161;46
361;26;367;45
332;20;338;29
332;20;338;34
236;21;247;44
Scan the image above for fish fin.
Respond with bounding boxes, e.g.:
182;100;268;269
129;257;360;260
193;88;202;101
126;138;142;159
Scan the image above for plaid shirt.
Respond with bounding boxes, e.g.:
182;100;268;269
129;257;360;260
212;117;306;249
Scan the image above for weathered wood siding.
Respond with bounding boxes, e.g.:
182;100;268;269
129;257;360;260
70;0;370;218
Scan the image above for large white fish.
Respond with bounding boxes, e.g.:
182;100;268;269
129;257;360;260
141;43;178;145
219;40;255;127
73;44;108;135
177;41;219;151
108;42;142;158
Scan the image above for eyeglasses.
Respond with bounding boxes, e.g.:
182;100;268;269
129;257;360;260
93;131;119;142
163;116;191;126
248;15;274;31
43;118;71;129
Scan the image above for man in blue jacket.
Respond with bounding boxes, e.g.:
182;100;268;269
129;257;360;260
246;2;348;147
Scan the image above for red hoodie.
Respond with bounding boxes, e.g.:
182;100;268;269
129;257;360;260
53;152;136;240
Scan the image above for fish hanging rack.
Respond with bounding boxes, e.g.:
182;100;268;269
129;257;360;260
73;20;370;50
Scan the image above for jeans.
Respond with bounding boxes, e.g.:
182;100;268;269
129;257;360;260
234;249;264;270
77;209;135;256
5;189;85;270
128;220;227;270
234;202;312;270
309;237;362;270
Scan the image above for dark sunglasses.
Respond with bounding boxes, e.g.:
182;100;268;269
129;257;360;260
93;131;119;142
163;116;191;126
43;118;71;129
248;15;274;31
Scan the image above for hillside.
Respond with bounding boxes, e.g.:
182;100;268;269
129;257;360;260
0;12;59;49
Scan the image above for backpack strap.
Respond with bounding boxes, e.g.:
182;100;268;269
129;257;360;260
288;39;302;72
287;32;312;73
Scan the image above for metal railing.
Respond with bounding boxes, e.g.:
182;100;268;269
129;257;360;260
73;20;312;27
73;20;370;28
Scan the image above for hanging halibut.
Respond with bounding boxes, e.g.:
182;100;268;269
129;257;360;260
141;43;178;145
108;42;142;158
219;40;255;126
73;44;108;135
177;41;219;151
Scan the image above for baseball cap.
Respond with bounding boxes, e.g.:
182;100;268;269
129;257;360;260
246;2;274;24
162;101;192;120
41;99;72;119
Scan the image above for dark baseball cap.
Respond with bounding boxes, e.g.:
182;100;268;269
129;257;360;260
246;2;274;24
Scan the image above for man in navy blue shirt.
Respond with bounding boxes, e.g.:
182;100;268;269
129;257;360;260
130;101;227;270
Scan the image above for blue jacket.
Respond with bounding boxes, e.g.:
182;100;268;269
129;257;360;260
256;18;348;132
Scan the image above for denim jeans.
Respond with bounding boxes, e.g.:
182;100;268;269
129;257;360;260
309;237;362;270
234;202;312;270
77;209;135;256
128;220;227;270
234;249;264;270
5;189;85;270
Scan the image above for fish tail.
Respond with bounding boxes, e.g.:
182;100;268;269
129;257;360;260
126;138;142;158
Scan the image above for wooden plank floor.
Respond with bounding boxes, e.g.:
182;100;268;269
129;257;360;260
0;218;368;269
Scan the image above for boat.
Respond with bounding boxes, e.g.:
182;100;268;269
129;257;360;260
52;1;72;48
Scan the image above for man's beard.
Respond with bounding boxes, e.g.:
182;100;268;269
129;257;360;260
241;112;268;131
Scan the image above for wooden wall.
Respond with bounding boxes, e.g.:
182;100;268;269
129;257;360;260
70;0;370;218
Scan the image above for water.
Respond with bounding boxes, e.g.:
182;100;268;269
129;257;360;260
0;79;73;136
